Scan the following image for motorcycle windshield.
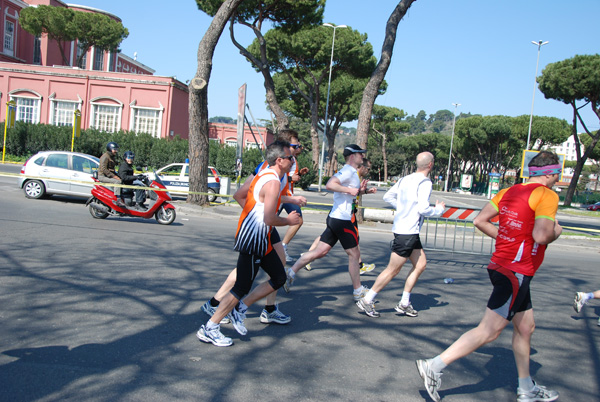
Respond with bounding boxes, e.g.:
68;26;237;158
153;172;166;187
151;172;171;200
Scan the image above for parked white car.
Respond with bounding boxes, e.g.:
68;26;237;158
152;163;221;202
19;151;99;199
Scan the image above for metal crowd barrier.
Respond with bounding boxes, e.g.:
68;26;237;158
421;216;496;256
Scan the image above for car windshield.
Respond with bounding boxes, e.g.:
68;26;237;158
160;165;182;176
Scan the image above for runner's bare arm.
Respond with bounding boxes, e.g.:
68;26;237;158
473;203;499;239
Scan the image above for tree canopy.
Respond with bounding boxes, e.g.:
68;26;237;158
538;54;600;205
196;0;325;131
20;5;128;66
250;25;378;173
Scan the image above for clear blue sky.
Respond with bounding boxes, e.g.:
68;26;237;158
70;0;600;130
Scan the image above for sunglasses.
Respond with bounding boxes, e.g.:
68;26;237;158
280;155;294;161
290;144;302;149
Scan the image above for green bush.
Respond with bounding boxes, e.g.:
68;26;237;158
1;122;276;177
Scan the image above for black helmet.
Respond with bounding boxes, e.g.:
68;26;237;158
123;151;135;161
106;142;119;152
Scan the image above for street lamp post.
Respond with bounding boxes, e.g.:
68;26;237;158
526;40;548;150
318;23;347;192
444;103;460;192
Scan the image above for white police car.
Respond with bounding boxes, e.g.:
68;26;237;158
153;163;221;202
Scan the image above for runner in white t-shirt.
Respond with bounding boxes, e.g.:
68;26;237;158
284;144;371;302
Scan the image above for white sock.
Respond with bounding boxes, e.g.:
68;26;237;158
206;320;218;330
518;376;534;391
364;289;377;304
430;356;447;373
587;292;595;300
288;269;296;279
401;291;411;307
353;285;365;295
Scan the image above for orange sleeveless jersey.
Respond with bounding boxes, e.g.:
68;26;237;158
233;167;283;256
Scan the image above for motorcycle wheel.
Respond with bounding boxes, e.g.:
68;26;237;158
89;204;109;219
207;188;217;203
155;206;176;225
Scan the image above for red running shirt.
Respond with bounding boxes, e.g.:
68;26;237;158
490;182;558;276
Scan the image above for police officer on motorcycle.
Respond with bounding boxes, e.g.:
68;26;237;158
118;151;148;211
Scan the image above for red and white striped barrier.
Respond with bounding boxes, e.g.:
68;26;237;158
441;207;478;220
441;207;499;222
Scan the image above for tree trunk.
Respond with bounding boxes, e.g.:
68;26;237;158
564;101;600;206
188;0;245;205
381;131;388;181
326;127;337;176
228;23;289;131
263;73;289;131
310;101;321;169
355;0;417;147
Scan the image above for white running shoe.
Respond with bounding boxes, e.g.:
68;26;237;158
416;359;442;402
359;262;375;275
196;325;233;347
356;298;380;318
283;244;294;263
260;304;291;324
283;268;295;293
201;300;231;324
395;302;418;317
516;380;559;402
228;307;247;336
573;292;587;313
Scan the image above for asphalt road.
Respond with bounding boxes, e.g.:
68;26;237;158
1;170;600;401
2;161;599;235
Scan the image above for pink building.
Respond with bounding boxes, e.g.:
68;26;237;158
209;122;273;150
0;0;268;145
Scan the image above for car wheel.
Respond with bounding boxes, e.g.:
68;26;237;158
23;180;46;199
155;207;176;225
207;187;217;203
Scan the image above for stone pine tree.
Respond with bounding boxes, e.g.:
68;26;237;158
20;5;128;66
370;104;409;181
355;0;417;149
255;26;378;173
538;54;600;206
188;0;246;205
196;0;325;132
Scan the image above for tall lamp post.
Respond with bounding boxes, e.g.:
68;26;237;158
444;103;460;192
318;23;347;192
526;40;548;150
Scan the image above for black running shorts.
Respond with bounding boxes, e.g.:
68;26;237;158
320;216;359;250
230;249;286;300
486;262;533;321
270;228;281;245
390;233;423;258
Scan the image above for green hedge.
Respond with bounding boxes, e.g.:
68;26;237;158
1;122;311;180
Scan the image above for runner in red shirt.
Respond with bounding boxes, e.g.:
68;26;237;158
417;151;563;402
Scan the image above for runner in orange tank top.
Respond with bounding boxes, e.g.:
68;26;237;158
196;142;301;347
